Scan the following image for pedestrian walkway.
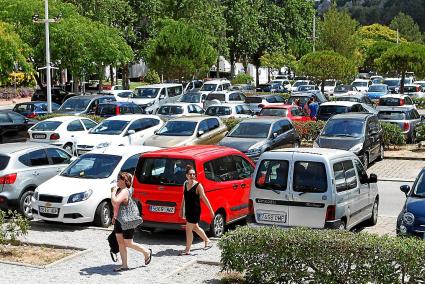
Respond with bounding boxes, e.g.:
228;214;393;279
359;215;397;236
368;159;425;182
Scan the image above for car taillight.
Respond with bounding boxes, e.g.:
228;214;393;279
400;98;405;106
116;106;120;115
417;86;421;92
0;173;17;184
326;205;336;221
50;133;60;140
403;122;410;131
26;113;36;118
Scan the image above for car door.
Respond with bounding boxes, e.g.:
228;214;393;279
269;121;283;149
67;119;87;141
46;148;72;175
206;118;225;144
27;149;57;183
127;119;155;145
7;112;29;142
195;119;211;145
368;117;381;161
352;158;372;224
233;155;255;218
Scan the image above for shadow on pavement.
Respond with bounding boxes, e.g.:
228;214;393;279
79;264;145;276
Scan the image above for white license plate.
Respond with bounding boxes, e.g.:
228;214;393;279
33;134;46;139
39;206;59;214
150;205;175;214
257;212;287;224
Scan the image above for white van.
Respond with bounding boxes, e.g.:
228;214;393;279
199;79;231;96
249;148;379;230
131;83;183;114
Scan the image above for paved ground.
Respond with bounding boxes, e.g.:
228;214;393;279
368;159;425;182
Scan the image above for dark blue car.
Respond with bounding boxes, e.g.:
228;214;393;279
12;101;60;118
397;169;425;237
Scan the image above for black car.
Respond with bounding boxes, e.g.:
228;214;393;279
317;102;367;121
0;110;37;144
55;95;116;115
95;101;145;118
31;87;73;105
314;113;384;168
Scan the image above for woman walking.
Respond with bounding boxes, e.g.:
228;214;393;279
111;172;152;271
179;165;215;255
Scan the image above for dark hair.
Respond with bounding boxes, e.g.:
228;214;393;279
118;172;132;188
185;165;194;174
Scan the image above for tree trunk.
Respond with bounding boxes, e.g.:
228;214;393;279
110;65;114;86
122;63;130;90
256;65;260;87
400;71;405;94
268;68;271;83
321;79;325;93
216;56;220;79
34;72;44;89
230;52;235;78
98;66;103;91
73;74;79;93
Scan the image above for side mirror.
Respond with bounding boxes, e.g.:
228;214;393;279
400;185;410;195
154;130;158;135
368;173;378;184
272;132;278;139
421;115;425;122
159;94;165;100
24;118;30;123
197;130;204;137
127;129;136;136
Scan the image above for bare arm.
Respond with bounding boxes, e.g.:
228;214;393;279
197;184;214;218
111;188;129;209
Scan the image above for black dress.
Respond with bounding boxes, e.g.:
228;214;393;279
183;182;201;224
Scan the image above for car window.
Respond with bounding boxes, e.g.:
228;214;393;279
28;149;49;166
132;105;144;114
47;148;71;165
279;120;292;132
293;161;327;193
0;155;10;170
233;155;254;179
255;160;289;191
67;120;85;131
81;119;97;130
128;119;155;132
120;153;140;175
8;112;26;124
271;122;282;135
204;156;238;182
198;120;209;133
167;86;183;97
207;118;220;131
62;154;121;179
354;159;368;184
333;160;357;192
193;105;203;114
136;158;194;185
0;113;10;123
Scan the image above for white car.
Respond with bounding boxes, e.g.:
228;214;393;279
333;85;362;98
322;80;340;96
270;79;291;91
378;94;416;109
402;84;425;99
199;79;231;96
32;146;160;227
205;104;253;119
291;80;312;92
75;114;163;155
179;92;207;109
156;103;204;120
28;116;98;154
351;79;372;94
100;90;134;102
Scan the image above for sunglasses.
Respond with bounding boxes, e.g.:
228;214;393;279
187;173;196;176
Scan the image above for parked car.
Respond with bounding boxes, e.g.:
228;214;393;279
31;87;71;105
203;91;246;109
13;101;60;118
156;103;204;120
317;101;367;121
179;91;207;109
371;76;384;84
75;115;163;155
377;106;423;143
270;79;291;92
229;84;255;94
293;85;320;93
95;102;145;118
56;95;116;115
378;94;416;108
32;146;159;227
287;93;327;108
367;84;390;101
333;85;361;97
397;169;425;237
98;90;134;102
205;104;253;119
133;145;255;236
249;148;379;230
184;80;204;94
322;80;341;96
314;113;384;168
131;83;184;114
244;94;286;114
383;78;401;94
28;116;98;154
143;116;227;148
402;84;425;98
335;94;375;106
0;143;72;218
291;80;312;92
413;81;425;90
199;79;231;97
0;110;36;144
351;79;372;93
255;83;284;93
219;118;300;161
258;104;313;122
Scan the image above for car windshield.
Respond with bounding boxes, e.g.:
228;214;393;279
228;122;271;138
383;79;400;87
157;121;197;136
134;88;160;98
379;98;402;106
325;81;335;86
334;85;353;93
61;154;121;179
294;81;308;87
321;119;365;137
378;111;406;120
201;84;217;92
206;93;225;102
318;105;349;115
413;172;425;197
298;85;315;91
180;93;201;103
96;104;116;115
206;106;231;116
31;121;62;131
158;105;184;115
59;97;92;111
136;158;195;186
0;155;10;171
287;96;309;105
369;85;386;92
352;81;368;87
89;120;129;135
404;86;418;93
259;108;288;117
336;97;360;103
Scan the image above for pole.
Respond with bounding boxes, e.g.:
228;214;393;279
397;29;399;44
313;14;316;53
44;0;52;113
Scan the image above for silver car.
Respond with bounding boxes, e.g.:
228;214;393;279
377;106;423;142
0;143;72;218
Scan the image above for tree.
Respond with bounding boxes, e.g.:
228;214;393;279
376;43;425;94
297;51;357;93
390;12;423;43
146;19;217;80
260;52;296;81
357;24;407;43
362;40;396;71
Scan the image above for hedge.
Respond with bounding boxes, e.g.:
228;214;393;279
34;113;105;124
381;122;406;148
293;120;326;141
219;226;425;284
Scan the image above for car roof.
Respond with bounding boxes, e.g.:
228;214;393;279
380;94;409;99
403;84;420;87
167;116;212;122
337;94;364;99
203;79;230;84
249;94;277;98
141;145;242;161
88;145;160;156
15;101;46;105
207;104;233;108
377;106;415;111
330;112;373;120
353;79;370;82
266;147;355;160
69;94;112;100
40;115;83;122
262;104;291;109
241;117;285;123
369;84;387;87
159;103;189;107
0;142;59;155
105;114;160;121
98;101;136;106
320;101;358;107
135;83;182;89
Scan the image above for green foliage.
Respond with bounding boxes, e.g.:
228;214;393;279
220;226;425;284
34;114;104;124
358;24;407;44
362;40;396;71
416;124;425;142
390;12;423;43
143;70;161;84
231;74;253;85
222;118;244;131
292;120;325;141
260;52;296;71
0;210;29;246
381;122;406;148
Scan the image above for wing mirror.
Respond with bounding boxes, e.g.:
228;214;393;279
272;132;278;139
127;129;136;136
197;130;205;137
159;94;165;100
368;173;378;184
400;185;410;195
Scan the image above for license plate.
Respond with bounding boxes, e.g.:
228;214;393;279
32;133;46;139
149;205;175;214
39;206;59;214
257;212;287;224
77;150;89;155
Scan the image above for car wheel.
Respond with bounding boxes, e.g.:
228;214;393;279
338;220;346;230
19;191;34;219
377;144;384;161
209;212;225;238
63;143;73;154
94;201;112;228
362;152;369;169
366;199;379;226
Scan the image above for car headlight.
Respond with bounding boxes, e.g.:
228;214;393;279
403;212;415;226
246;145;265;155
349;143;363;154
96;142;111;149
68;189;93;203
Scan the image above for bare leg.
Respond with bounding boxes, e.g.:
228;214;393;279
185;223;195;253
124;239;149;259
193;224;210;246
116;233;128;268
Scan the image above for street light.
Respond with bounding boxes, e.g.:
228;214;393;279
32;0;61;113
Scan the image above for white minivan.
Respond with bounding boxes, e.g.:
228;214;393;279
249;148;379;230
131;83;183;114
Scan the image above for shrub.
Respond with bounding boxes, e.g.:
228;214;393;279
34;114;105;124
219;226;425;284
381;122;406;148
0;87;33;100
222;118;244;131
143;70;161;84
293;120;325;141
0;210;29;246
413;98;425;109
231;73;254;85
416;124;425;142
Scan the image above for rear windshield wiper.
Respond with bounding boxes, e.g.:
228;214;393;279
262;183;283;194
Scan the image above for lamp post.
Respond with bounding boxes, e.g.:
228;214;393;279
33;0;61;113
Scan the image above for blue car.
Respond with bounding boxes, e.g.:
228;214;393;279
397;169;425;237
367;84;389;101
12;101;60;118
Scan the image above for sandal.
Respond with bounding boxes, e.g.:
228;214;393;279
113;267;129;272
145;249;152;265
204;242;213;250
178;251;192;256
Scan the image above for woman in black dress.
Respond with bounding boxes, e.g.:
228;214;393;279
179;165;214;255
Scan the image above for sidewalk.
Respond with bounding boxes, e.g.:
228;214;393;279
0;97;31;107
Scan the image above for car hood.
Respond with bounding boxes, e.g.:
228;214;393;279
316;136;362;151
76;134;124;147
367;92;387;98
37;175;111;197
406;197;425;217
143;135;193;148
219;137;266;152
129;98;155;105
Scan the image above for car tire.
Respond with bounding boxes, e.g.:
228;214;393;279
94;201;112;228
338;219;346;230
362;152;369;169
209;212;225;238
19;190;34;219
366;199;379;226
377;144;384;161
63;143;73;154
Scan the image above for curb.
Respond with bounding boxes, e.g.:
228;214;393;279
384;156;425;161
378;177;415;183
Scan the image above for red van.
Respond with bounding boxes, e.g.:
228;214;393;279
133;145;255;237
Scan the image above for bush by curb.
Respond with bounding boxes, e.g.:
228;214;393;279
34;114;104;124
